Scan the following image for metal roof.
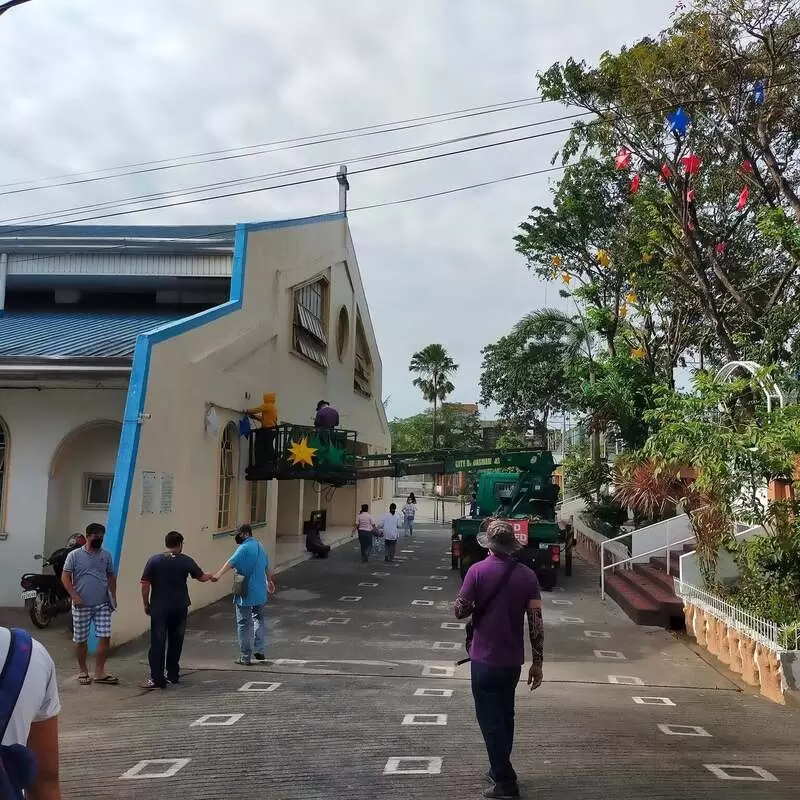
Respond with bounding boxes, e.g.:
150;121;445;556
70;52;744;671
0;224;237;255
0;310;188;361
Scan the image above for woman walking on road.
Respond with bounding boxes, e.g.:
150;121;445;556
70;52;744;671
355;504;377;562
402;495;417;537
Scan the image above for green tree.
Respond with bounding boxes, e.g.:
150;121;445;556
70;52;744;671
408;344;458;448
389;405;483;453
537;0;800;367
480;311;578;444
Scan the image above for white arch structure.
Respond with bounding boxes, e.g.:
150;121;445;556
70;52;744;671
715;361;785;414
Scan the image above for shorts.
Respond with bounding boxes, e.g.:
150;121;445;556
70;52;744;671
72;603;113;642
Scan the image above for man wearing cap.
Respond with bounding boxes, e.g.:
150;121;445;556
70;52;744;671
454;519;544;799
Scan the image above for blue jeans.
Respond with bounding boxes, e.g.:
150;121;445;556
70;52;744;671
404;518;414;536
235;604;265;660
471;661;521;786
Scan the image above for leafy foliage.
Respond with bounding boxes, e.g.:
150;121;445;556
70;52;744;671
408;343;459;448
389;405;482;453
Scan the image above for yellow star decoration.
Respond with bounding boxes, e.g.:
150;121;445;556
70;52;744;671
552;255;562;267
619;303;628;319
288;437;317;467
631;346;646;360
562;272;572;284
642;252;654;264
626;291;638;304
596;249;610;267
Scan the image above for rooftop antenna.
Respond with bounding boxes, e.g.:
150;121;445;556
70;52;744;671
336;165;350;212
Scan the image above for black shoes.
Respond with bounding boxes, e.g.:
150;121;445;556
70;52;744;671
483;785;519;799
254;653;266;661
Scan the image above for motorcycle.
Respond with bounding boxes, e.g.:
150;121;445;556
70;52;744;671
20;533;85;629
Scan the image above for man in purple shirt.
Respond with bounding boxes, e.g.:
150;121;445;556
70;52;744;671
455;520;544;799
314;400;339;429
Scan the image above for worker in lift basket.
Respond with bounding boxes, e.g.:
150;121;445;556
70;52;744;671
314;400;340;445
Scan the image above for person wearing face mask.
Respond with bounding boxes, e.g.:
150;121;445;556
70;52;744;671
61;523;118;686
212;524;275;666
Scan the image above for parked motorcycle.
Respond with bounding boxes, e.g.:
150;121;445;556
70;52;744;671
20;533;85;629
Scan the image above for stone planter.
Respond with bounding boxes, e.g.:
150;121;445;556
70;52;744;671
682;600;796;705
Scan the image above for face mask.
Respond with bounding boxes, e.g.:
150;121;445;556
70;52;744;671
89;538;103;550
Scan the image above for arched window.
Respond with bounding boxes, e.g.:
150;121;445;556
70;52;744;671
0;417;7;533
217;422;239;530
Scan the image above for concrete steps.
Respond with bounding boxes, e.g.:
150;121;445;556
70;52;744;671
604;543;694;630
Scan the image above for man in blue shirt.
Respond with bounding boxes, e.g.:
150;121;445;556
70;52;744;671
213;524;274;666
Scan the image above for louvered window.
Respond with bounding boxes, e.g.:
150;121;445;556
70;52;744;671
293;280;328;368
353;316;372;397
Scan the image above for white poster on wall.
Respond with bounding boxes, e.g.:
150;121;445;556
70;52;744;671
159;473;175;514
141;471;157;515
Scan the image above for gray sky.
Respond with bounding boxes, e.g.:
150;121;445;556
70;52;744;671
0;0;677;418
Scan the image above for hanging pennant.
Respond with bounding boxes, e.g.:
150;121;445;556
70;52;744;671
238;416;251;438
753;80;765;106
715;242;728;256
596;250;611;267
552;255;562;268
737;185;750;211
615;148;632;169
561;273;572;284
642;252;654;264
630;174;641;194
681;153;703;174
667;107;691;137
619;304;628;319
741;160;754;174
660;163;672;182
626;291;638;304
631;346;646;360
686;188;696;203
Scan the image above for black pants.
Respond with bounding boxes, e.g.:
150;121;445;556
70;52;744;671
148;609;188;686
358;531;373;561
471;661;521;786
384;539;397;561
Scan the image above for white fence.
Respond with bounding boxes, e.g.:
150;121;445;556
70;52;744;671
630;515;693;563
676;580;800;652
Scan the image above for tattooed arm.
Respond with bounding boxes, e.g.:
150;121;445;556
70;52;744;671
526;598;544;690
454;595;475;619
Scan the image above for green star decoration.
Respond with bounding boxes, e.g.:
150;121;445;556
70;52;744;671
323;443;345;466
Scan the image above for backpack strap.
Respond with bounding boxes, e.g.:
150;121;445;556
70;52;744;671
0;629;33;741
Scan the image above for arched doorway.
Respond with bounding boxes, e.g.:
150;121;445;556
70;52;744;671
44;420;122;556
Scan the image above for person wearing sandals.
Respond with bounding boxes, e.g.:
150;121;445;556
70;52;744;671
61;523;119;686
212;524;275;666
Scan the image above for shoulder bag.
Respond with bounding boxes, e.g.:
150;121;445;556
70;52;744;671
463;558;519;659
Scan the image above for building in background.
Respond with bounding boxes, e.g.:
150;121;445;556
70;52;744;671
0;214;390;642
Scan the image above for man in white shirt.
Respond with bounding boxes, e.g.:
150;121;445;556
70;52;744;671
0;627;61;799
379;503;401;562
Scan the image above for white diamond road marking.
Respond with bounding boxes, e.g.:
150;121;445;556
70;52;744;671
383;757;443;775
302;635;330;644
422;665;455;678
594;650;626;660
658;724;711;737
190;713;244;728
441;622;465;630
432;641;459;650
429;575;448;580
339;596;362;602
402;714;448;726
584;630;611;638
608;675;644;685
560;617;585;623
412;600;434;606
704;765;778;782
372;572;390;577
551;599;573;606
238;681;281;693
120;759;191;780
415;688;454;698
423;586;443;591
401;550;415;553
633;696;675;706
359;582;379;587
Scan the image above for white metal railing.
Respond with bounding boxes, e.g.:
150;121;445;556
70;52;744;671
676;580;800;652
600;529;697;600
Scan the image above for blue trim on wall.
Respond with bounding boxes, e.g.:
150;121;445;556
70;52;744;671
93;213;342;651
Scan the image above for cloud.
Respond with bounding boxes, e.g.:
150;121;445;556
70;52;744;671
0;0;676;417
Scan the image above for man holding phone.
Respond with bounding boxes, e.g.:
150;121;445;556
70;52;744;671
454;520;544;800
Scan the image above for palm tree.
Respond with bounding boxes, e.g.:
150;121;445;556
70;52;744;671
409;344;458;449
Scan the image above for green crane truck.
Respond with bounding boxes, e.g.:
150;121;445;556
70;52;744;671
450;450;573;590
